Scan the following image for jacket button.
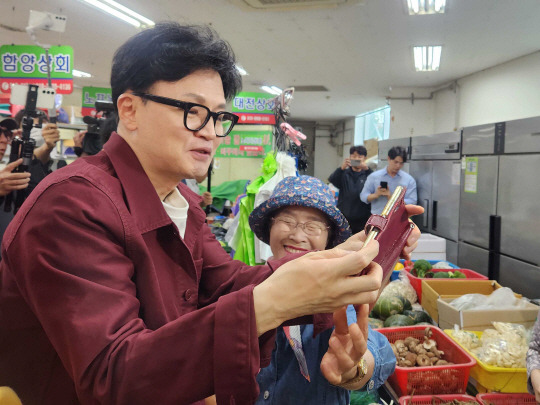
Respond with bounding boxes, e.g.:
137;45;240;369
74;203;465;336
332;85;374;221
263;390;270;400
368;379;375;390
184;289;193;301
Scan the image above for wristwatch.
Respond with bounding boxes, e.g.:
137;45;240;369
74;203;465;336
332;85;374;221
336;356;368;389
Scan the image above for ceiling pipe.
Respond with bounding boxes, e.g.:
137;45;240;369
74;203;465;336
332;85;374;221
386;80;458;105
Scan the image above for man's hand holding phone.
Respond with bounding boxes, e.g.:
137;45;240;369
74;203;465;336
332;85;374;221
376;185;391;198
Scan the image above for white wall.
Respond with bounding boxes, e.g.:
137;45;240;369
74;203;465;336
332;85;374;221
387;87;436;138
458;51;540;126
313;125;343;183
387;51;540;138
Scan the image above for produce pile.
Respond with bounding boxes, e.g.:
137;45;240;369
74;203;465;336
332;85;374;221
406;259;466;279
391;327;453;368
368;274;433;328
450;322;531;368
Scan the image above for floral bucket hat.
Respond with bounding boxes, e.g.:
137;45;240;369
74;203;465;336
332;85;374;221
249;175;351;247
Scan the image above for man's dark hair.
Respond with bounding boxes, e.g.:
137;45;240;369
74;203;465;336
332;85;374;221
111;22;242;108
388;146;408;163
349;145;367;156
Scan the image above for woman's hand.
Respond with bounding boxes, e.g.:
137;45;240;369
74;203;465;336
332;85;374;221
253;240;382;335
336;204;423;259
321;304;372;387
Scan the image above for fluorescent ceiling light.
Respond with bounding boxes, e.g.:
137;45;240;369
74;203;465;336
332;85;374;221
78;0;154;28
260;85;282;95
413;45;442;71
73;69;92;77
235;65;248;76
407;0;446;15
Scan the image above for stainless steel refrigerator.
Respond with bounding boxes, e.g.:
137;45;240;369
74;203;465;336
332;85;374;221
458;117;540;298
408;131;462;264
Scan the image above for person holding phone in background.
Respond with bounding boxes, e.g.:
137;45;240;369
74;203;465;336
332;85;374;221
360;146;417;215
329;145;373;234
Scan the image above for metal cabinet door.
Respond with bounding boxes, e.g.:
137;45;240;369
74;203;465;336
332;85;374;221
498;154;540;265
430;160;461;241
408;160;432;232
462;123;496;155
458;242;489;277
505;117;540;154
459;155;499;249
499;255;540;299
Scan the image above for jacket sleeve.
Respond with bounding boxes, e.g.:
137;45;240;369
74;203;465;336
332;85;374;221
3;179;275;405
328;167;344;189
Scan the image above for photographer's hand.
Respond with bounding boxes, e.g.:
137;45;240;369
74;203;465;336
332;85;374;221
34;123;60;164
73;131;86;149
0;159;31;197
42;123;60;149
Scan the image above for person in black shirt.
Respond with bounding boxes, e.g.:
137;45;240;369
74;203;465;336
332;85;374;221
328;145;372;234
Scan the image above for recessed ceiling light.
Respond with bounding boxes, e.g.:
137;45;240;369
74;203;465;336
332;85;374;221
73;69;92;78
235;65;248;76
260;85;282;95
407;0;446;15
413;45;442;71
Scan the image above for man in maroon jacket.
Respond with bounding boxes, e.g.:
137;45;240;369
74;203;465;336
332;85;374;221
0;23;420;405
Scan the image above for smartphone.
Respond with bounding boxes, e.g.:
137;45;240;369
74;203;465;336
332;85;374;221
10;84;56;110
380;181;388;189
361;186;414;285
350;159;361;167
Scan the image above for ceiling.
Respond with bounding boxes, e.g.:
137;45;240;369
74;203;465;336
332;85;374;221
1;0;540;121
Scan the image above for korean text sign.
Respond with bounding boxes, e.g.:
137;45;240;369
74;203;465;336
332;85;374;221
0;45;74;94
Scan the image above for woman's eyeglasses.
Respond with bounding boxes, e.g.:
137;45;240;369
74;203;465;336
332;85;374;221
272;216;330;237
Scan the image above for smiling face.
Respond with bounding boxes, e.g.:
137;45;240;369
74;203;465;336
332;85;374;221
268;206;330;260
116;69;226;198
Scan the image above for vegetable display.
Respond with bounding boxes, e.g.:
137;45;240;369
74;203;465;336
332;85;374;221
390;327;453;368
450;322;530;368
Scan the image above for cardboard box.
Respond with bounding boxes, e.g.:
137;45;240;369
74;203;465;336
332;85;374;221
438;297;538;331
420;279;521;323
363;138;378;160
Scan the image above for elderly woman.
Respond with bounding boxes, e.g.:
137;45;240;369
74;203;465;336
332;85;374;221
249;175;399;405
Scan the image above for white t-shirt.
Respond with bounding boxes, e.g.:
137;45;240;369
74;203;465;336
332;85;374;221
162;188;189;239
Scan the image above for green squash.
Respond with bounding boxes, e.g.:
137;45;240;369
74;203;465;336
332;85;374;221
396;295;412;311
403;310;432;324
384;314;415;327
373;296;404;320
433;271;451;278
368;317;384;329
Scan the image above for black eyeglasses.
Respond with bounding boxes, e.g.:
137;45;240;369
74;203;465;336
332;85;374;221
0;127;14;141
132;92;239;137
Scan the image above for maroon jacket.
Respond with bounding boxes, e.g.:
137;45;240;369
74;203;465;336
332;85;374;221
0;133;311;404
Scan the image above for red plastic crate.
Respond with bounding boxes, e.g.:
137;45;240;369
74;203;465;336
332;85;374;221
400;394;481;404
476;393;537;405
378;325;476;397
405;268;488;303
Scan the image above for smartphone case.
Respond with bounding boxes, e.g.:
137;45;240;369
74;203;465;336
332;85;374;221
361;187;414;284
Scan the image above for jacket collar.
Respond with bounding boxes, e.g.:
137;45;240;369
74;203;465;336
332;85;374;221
103;132;173;234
